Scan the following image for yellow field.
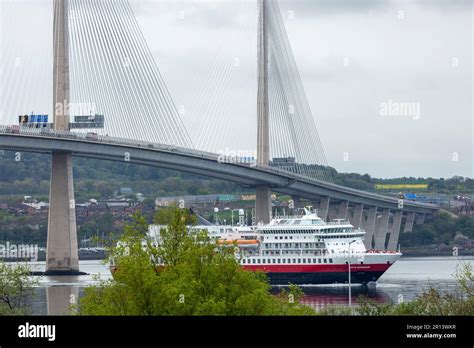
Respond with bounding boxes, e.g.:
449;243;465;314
374;184;428;189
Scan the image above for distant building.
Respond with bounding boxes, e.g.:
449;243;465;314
22;200;49;210
136;193;145;202
99;198;132;207
119;187;134;195
155;194;240;207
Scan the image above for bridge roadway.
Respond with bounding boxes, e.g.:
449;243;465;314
0;127;437;216
0;127;438;250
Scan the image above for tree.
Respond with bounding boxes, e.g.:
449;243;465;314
79;207;314;316
0;262;38;315
457;216;474;238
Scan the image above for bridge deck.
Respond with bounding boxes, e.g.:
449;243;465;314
0;128;438;215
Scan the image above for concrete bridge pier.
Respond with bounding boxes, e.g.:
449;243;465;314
328;200;349;221
45;0;79;275
351;203;364;229
403;212;415;232
337;200;349;220
415;213;426;225
317;197;330;221
327;205;337;222
46;153;79;274
256;186;272;224
362;207;377;249
374;209;390;250
387;210;403;251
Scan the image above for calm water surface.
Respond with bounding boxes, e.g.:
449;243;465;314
23;256;474;314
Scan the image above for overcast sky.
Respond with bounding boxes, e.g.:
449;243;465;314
1;0;472;179
130;0;473;179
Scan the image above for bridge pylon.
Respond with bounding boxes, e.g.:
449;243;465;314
255;0;271;224
45;0;79;275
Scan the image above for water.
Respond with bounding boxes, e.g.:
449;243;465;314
20;256;474;315
298;256;473;310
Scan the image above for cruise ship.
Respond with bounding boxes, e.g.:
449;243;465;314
218;207;400;284
147;207;401;285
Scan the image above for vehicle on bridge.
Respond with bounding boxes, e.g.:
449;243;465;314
6;125;20;134
86;132;99;141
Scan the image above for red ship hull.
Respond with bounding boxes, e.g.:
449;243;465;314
243;263;392;285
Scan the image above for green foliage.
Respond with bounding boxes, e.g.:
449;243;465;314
1;152;472;199
0;262;38;315
400;212;474;247
316;305;353;316
0;151;242;198
79;208;314;316
151;207;196;267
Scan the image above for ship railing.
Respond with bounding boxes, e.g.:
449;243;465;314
272;214;305;219
326;220;351;225
314;229;365;235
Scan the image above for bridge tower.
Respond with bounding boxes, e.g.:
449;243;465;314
45;0;79;275
255;0;272;224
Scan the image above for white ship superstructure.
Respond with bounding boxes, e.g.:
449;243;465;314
145;207;401;285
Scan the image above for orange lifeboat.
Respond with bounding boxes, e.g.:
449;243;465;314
217;239;259;248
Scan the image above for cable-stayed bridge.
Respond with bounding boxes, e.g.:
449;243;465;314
0;0;437;274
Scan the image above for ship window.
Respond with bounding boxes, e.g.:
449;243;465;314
242;259;246;264
329;259;333;263
302;258;306;264
323;258;327;263
313;258;317;263
318;259;321;264
290;236;293;239
272;259;276;264
277;259;280;263
285;236;288;239
297;258;301;263
282;258;285;264
293;259;296;263
262;259;266;264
